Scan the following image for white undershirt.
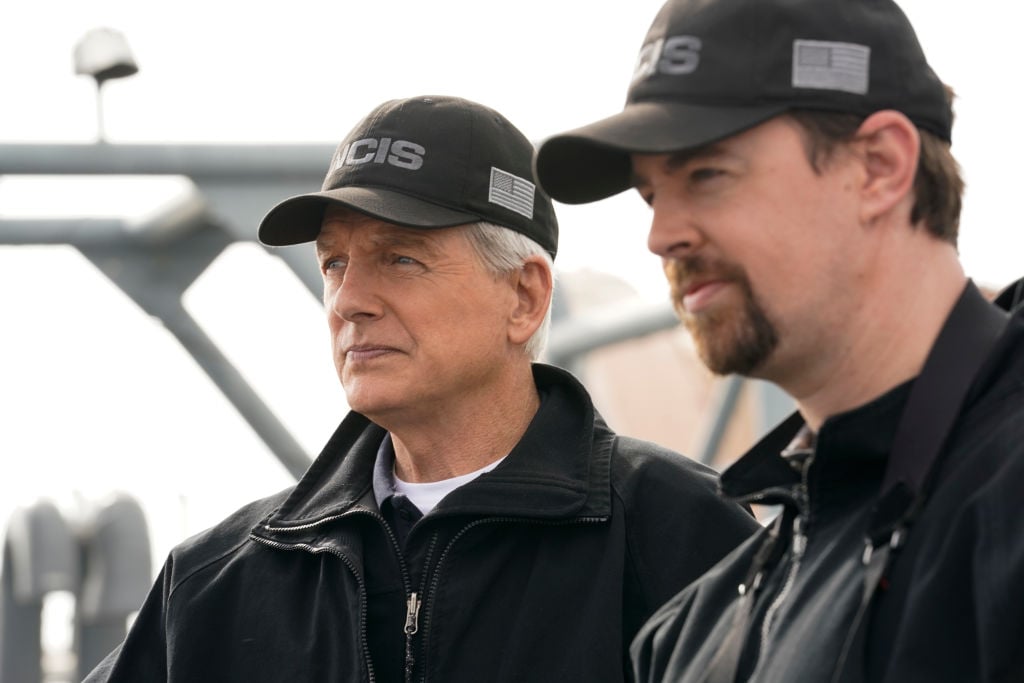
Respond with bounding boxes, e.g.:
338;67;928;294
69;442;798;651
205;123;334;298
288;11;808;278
393;456;506;516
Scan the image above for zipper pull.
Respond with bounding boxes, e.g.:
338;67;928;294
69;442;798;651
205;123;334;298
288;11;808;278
404;592;421;635
792;515;807;556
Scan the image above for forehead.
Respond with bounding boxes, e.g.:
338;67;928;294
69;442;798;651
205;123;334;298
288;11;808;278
316;205;457;256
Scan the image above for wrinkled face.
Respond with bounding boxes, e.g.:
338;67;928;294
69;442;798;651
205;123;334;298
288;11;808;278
316;208;518;425
632;116;865;383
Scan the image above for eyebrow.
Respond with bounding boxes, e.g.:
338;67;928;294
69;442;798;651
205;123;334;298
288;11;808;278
316;226;445;259
630;144;728;188
368;229;444;257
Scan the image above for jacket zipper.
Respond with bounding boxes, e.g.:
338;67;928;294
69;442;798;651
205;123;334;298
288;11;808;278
401;532;440;682
404;592;422;634
757;449;814;663
403;591;421;680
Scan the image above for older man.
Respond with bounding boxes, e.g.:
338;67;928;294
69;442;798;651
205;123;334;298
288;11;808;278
535;0;1024;681
84;95;757;683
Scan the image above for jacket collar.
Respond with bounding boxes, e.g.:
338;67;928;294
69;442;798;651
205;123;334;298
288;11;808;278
720;382;909;507
724;385;909;507
258;363;613;531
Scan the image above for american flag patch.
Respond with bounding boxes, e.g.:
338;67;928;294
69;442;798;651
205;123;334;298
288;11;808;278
792;40;870;95
488;167;535;219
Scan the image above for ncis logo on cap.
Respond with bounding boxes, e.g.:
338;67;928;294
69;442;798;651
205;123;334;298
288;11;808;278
331;137;426;171
631;35;702;82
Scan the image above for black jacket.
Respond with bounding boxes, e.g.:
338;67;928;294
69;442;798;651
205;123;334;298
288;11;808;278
85;364;758;682
632;284;1024;683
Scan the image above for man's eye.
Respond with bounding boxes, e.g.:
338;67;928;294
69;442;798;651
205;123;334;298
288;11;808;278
324;258;347;271
392;255;421;266
690;168;725;183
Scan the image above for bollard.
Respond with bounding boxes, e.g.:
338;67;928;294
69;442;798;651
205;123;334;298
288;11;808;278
0;500;78;683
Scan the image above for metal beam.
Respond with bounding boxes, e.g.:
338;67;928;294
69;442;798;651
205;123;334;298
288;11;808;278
0;189;208;247
156;301;313;480
0;218;137;246
0;142;330;299
0;143;333;180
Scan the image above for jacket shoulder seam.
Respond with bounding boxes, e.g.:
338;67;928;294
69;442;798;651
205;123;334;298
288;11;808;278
165;534;255;602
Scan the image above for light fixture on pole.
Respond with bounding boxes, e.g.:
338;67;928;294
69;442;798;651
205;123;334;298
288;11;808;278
73;28;138;142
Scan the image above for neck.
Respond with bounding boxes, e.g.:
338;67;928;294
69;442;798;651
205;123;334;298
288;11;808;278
384;363;540;483
785;234;966;431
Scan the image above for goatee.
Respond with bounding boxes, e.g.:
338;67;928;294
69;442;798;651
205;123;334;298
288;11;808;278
665;256;778;376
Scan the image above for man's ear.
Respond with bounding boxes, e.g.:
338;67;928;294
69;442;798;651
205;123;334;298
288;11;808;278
854;110;920;226
508;257;553;346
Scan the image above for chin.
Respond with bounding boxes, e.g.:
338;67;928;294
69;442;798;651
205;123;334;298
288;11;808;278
345;390;409;422
343;386;382;416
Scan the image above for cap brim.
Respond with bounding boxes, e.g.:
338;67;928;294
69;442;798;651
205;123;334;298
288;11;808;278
258;186;482;246
535;101;788;205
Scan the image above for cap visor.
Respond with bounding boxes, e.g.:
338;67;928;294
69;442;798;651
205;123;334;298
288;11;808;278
258;186;482;246
535;101;787;205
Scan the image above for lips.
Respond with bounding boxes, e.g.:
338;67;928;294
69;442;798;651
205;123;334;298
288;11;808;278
665;256;740;316
343;343;400;363
680;279;730;314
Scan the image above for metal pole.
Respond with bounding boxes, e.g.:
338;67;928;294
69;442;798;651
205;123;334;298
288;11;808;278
95;82;106;142
695;375;746;467
160;302;313;480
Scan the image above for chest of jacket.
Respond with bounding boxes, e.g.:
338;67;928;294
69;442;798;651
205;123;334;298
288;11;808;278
175;506;630;682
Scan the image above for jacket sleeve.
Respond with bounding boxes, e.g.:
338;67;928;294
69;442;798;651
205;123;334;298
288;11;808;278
82;560;172;682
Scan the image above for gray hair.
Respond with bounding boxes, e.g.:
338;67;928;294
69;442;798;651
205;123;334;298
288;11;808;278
462;222;555;361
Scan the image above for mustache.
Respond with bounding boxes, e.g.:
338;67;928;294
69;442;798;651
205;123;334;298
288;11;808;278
663;255;747;295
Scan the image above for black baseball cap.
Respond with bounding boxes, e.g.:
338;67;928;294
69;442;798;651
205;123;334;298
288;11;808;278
259;96;559;258
535;0;953;205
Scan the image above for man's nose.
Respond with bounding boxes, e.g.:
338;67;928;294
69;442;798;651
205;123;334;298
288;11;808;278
327;260;384;323
647;200;705;259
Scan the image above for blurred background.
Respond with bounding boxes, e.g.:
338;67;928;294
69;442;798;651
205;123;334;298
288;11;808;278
1;1;1021;680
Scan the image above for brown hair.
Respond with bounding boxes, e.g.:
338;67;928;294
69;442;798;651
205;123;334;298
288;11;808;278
788;100;963;246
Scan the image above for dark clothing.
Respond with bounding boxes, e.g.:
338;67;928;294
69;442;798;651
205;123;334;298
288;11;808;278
380;493;423;550
85;363;758;683
632;285;1024;683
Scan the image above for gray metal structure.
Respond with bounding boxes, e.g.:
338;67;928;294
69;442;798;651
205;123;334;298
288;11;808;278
1;142;333;479
0;495;151;683
0;501;76;683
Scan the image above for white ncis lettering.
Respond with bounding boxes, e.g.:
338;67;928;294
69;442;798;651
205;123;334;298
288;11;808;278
631;35;702;82
333;137;425;171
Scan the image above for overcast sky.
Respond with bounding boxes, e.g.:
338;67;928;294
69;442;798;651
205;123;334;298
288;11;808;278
2;0;1021;562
